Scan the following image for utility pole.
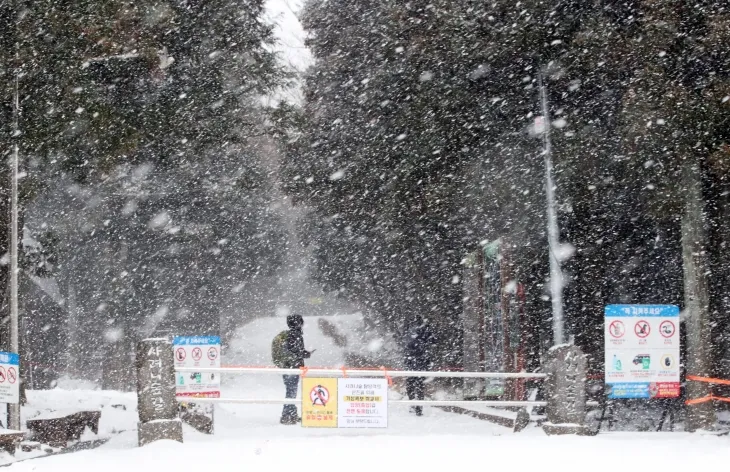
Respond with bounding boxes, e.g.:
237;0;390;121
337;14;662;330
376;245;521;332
8;39;20;431
538;71;565;346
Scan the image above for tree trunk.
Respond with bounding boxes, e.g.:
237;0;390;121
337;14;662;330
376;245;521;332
681;158;716;431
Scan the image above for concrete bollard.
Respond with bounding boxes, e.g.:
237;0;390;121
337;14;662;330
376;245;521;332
542;344;589;435
136;338;183;446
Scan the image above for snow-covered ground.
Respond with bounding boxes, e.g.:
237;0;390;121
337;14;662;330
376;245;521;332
3;313;730;469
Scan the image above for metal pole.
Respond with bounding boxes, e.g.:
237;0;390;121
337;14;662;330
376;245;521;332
8;50;20;430
538;71;565;346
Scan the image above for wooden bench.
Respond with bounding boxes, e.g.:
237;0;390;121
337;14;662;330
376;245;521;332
26;411;101;448
0;431;26;455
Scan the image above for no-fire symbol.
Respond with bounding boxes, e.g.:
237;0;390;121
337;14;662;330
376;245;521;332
309;384;330;406
7;367;16;384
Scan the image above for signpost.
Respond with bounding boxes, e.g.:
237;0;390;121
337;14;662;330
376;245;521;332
0;352;19;405
604;305;680;399
172;336;221;398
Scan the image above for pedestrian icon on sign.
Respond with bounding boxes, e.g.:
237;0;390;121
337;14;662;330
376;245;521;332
310;385;330;406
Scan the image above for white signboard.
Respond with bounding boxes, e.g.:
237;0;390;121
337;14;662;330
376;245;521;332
173;336;221;398
604;305;680;399
337;378;388;428
0;352;19;404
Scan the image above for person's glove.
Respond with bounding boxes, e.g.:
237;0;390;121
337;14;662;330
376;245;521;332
304;350;312;359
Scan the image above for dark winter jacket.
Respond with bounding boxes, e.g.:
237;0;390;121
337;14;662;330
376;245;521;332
284;315;310;368
404;321;436;371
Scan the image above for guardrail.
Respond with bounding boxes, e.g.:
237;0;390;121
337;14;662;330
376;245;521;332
136;339;592;445
175;366;548;379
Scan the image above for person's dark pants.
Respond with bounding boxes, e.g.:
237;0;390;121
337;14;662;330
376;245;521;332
281;375;299;422
406;377;425;416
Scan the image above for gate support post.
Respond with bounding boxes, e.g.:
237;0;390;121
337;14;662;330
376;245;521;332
543;344;589;435
136;338;183;446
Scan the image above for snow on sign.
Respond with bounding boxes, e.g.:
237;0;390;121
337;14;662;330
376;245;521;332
0;352;20;404
605;305;680;399
173;336;221;399
337;378;388;428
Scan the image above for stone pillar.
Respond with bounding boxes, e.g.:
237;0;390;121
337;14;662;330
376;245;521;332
136;338;183;446
542;344;588;435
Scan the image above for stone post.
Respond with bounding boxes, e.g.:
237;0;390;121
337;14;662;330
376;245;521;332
136;338;183;446
542;344;588;435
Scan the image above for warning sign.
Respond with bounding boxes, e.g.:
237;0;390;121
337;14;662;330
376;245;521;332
337;378;388;428
605;305;680;399
0;352;19;404
302;378;338;428
608;320;625;338
173;336;221;399
634;320;650;338
659;320;676;338
207;347;218;361
192;347;203;361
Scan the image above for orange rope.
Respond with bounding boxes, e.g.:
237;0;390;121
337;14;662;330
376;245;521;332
686;395;730;405
340;366;348;378
687;375;730;386
299;366;309;378
380;366;393;386
685;375;730;405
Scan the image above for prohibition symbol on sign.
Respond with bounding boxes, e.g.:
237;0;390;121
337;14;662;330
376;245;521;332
7;367;16;384
609;320;626;338
0;366;6;383
192;347;203;361
660;320;676;338
310;384;330;406
635;320;651;338
207;347;218;361
176;348;186;362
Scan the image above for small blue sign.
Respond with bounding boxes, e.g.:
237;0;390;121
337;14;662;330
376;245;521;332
173;336;220;346
0;352;19;365
607;382;650;399
605;304;679;318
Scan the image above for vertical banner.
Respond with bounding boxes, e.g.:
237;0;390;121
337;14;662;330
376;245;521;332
604;305;680;399
173;336;221;398
301;378;338;428
337;378;388;428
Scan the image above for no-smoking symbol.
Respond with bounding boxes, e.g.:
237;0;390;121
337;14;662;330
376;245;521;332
7;367;16;384
635;320;651;338
0;366;6;383
175;348;186;362
310;384;330;406
192;347;203;361
609;320;625;338
207;347;218;361
660;320;676;338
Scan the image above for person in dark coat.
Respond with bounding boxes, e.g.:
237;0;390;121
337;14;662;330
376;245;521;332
403;315;436;416
280;314;312;424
